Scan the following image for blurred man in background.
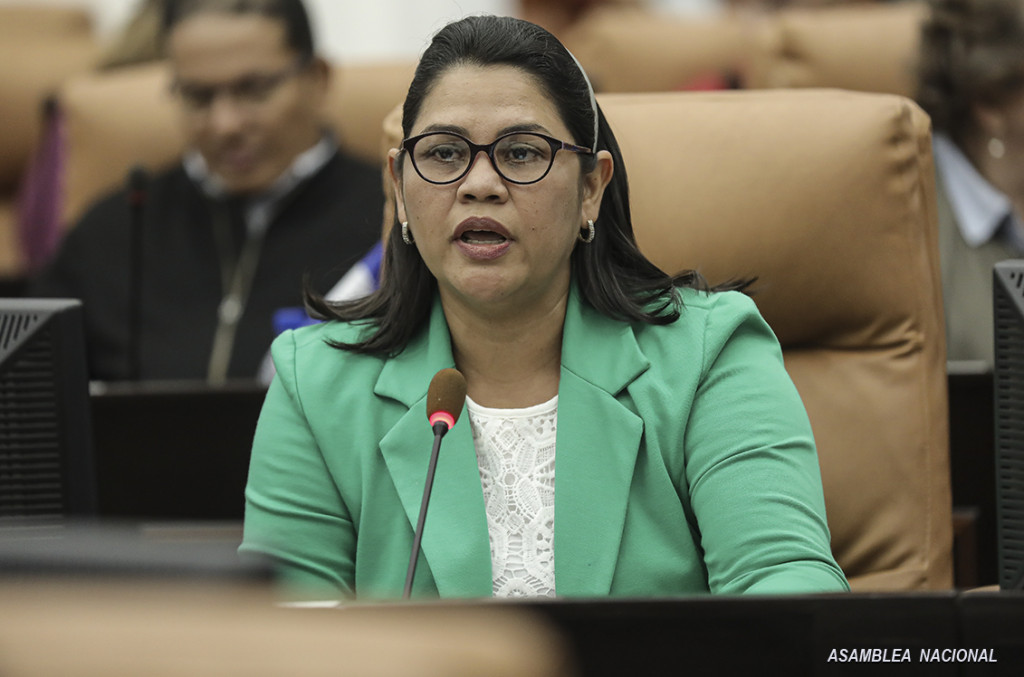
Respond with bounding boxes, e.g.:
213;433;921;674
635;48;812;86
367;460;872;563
31;0;382;383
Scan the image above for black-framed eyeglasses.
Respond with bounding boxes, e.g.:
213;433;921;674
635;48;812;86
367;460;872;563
400;131;593;185
171;58;309;113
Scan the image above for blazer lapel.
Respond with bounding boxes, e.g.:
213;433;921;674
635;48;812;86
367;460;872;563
554;289;650;596
375;301;492;598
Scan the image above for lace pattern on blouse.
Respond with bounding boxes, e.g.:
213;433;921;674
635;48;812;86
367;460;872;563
466;395;558;598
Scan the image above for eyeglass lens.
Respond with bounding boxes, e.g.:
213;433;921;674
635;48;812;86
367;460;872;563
411;133;556;184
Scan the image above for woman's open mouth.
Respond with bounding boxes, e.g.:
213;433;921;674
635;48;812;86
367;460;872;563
460;230;508;244
454;217;512;260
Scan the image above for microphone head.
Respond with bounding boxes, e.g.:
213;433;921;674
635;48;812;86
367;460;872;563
426;368;467;430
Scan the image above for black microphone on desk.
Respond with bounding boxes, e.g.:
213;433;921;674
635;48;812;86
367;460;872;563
126;166;149;382
403;368;467;599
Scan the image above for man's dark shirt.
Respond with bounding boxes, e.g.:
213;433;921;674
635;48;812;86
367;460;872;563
31;151;383;381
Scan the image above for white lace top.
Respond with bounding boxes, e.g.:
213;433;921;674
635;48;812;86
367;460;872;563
466;394;558;598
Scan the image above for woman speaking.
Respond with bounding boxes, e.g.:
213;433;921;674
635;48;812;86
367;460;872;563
240;14;848;600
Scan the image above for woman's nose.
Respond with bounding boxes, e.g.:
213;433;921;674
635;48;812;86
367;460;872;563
457;150;507;201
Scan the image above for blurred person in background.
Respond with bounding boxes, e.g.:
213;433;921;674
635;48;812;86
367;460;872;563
30;0;382;383
917;0;1024;366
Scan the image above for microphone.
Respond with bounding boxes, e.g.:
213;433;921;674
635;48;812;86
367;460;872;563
426;367;467;434
126;166;149;381
403;368;467;598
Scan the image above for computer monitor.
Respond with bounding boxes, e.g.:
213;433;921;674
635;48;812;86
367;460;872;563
89;380;265;520
993;261;1024;591
0;298;96;520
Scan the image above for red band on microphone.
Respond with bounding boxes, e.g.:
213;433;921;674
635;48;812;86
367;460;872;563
428;411;456;429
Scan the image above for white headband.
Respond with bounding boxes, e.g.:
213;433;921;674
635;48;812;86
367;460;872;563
565;48;599;153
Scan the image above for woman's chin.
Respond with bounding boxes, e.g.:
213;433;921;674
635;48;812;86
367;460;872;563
441;273;570;317
441;273;522;308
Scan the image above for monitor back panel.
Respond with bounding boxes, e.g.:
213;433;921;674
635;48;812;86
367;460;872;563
993;261;1024;591
0;299;95;520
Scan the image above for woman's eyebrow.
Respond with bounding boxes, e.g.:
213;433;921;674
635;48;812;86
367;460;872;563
496;123;549;135
420;123;470;135
417;122;553;137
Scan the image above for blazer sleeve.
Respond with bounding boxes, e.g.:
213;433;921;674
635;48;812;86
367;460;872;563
240;329;356;599
682;292;849;594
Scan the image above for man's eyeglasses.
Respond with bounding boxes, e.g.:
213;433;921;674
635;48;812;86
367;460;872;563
171;59;309;113
400;131;593;185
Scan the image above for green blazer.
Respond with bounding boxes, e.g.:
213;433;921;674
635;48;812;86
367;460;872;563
241;286;848;600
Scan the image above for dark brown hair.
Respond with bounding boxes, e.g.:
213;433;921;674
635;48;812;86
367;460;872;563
161;0;315;61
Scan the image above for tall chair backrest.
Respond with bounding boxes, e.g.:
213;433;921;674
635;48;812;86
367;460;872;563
597;89;952;590
0;6;96;278
743;2;927;97
0;6;96;190
561;6;752;92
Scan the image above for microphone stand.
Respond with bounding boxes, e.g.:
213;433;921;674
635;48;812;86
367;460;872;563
403;420;450;599
127;167;147;382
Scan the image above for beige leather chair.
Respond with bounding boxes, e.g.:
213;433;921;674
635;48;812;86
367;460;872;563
562;6;753;92
600;89;952;591
0;581;572;676
57;59;415;229
743;2;927;96
537;2;925;97
0;6;97;278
